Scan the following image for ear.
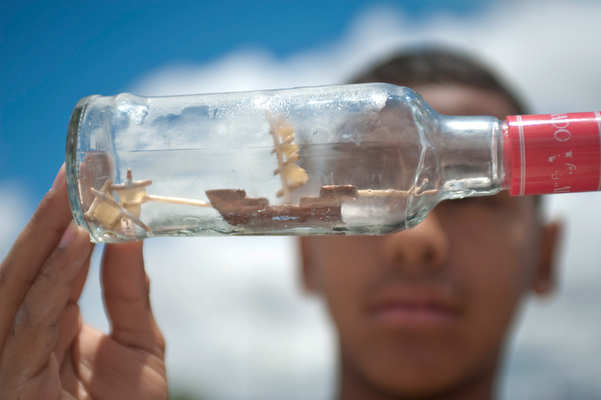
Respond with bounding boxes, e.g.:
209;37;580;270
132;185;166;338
299;237;320;293
531;221;562;296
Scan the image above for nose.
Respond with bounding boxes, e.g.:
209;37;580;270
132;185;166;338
383;210;450;273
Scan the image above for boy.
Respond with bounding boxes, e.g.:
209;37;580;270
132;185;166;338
300;49;561;399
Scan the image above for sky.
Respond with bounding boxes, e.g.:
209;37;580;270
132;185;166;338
3;0;601;399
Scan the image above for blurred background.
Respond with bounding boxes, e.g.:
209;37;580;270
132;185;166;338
2;0;601;399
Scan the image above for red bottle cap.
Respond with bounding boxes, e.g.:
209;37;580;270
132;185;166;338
504;112;601;196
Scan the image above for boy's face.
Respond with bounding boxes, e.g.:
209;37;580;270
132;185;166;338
300;84;560;397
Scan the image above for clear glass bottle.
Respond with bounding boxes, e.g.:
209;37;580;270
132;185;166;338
65;83;601;243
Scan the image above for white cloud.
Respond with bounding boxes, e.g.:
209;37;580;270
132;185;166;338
130;0;601;113
0;181;33;260
147;237;337;400
84;1;601;398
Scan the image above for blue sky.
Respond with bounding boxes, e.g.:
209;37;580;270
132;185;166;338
1;0;492;203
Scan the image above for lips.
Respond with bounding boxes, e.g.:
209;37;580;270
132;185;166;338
366;284;463;329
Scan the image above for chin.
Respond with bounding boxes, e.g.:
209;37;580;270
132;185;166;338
363;364;465;398
345;342;473;397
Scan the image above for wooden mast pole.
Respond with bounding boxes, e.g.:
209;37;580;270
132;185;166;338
270;119;291;204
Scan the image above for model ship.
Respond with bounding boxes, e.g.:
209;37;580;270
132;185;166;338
205;117;360;228
84;116;435;234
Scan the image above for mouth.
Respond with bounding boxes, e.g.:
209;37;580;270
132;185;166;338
366;286;463;329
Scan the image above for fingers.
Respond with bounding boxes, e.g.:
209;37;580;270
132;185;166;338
75;325;167;400
0;222;91;390
68;243;94;304
0;164;74;349
54;243;94;367
101;242;165;358
53;303;82;367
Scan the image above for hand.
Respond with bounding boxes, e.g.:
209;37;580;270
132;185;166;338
0;165;168;400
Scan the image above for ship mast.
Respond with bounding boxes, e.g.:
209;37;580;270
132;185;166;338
269;117;307;204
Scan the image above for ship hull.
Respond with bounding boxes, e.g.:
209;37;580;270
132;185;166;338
205;185;358;228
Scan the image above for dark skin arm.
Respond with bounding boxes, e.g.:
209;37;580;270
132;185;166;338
0;164;168;399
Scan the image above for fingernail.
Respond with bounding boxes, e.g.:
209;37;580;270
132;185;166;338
50;163;66;191
58;221;79;249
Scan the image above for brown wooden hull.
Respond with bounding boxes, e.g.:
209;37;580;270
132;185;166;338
205;185;358;228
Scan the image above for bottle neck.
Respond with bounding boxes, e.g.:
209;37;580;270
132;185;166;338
438;115;504;200
503;112;601;195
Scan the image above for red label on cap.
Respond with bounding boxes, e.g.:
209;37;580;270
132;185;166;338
505;112;601;196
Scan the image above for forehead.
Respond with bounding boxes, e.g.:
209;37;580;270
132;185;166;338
410;84;518;119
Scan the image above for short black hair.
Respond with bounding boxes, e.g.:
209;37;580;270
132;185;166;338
350;47;529;115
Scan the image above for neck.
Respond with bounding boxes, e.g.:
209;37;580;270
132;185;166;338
437;114;504;200
337;360;497;400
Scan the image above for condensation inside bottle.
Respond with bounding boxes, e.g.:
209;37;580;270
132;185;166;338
68;84;442;242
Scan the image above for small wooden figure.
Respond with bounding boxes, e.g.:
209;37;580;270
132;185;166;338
110;168;153;233
85;169;213;235
85;178;151;232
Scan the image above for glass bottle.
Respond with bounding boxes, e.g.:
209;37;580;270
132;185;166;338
65;83;601;243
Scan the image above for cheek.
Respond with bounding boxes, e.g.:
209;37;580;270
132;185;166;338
314;238;382;328
316;237;381;289
446;213;538;351
455;216;535;293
